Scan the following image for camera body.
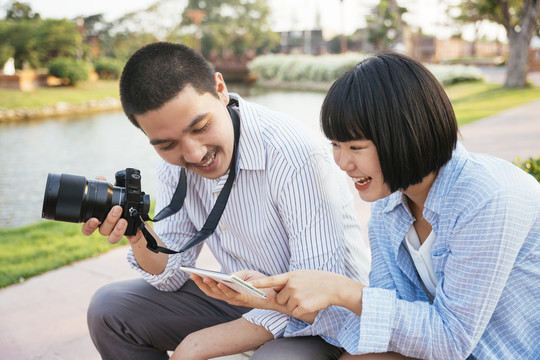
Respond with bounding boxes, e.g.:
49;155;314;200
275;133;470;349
42;168;150;236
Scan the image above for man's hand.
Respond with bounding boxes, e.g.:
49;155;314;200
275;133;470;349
190;270;318;323
190;270;280;309
80;176;144;245
81;204;143;245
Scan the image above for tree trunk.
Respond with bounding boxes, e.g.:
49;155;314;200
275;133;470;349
502;0;540;88
504;33;530;88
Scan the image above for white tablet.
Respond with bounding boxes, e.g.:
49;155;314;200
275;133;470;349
179;266;267;299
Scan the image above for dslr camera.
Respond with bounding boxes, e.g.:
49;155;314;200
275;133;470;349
42;168;150;236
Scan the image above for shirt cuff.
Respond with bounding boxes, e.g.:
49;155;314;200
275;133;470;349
285;306;360;351
126;248;192;291
357;287;396;353
242;309;290;338
283;288;396;355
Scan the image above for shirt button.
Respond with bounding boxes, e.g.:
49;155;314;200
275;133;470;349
220;225;227;231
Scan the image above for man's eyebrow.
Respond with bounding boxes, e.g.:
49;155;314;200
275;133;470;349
149;138;172;146
185;113;209;133
148;113;209;146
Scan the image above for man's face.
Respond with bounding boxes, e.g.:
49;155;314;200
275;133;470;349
136;73;234;179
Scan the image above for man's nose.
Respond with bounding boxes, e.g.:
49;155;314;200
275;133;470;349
182;139;207;164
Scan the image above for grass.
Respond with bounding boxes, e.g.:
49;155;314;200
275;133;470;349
0;221;128;288
445;82;540;125
0;80;119;110
1;79;540;288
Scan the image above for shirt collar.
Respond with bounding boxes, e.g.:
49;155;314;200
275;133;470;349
231;93;266;171
383;142;470;217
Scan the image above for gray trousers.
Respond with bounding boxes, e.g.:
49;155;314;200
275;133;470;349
87;278;344;360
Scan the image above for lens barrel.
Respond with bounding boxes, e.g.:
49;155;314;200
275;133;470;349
42;173;124;223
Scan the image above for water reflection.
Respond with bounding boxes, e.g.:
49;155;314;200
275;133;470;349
0;88;326;228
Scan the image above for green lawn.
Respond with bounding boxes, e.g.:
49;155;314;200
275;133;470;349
0;221;128;288
0;80;119;109
446;82;540;125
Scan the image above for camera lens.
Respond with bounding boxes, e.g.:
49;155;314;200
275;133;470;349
42;173;124;223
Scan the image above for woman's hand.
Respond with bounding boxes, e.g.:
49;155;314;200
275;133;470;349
251;270;365;318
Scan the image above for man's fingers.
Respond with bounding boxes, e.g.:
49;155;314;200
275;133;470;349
98;206;123;236
108;219;127;244
251;274;289;289
81;218;100;236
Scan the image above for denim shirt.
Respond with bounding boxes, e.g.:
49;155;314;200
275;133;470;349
285;143;540;359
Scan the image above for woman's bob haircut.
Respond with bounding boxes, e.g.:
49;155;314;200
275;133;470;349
321;51;458;193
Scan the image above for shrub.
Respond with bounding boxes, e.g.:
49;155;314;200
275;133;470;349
248;53;366;83
94;57;124;80
48;57;90;85
248;53;484;86
426;64;484;86
515;156;540;183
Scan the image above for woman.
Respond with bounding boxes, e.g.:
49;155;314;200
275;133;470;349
186;52;540;359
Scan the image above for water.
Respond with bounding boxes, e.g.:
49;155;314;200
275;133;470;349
0;88;326;229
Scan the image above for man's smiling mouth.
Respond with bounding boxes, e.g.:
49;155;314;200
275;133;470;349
198;152;216;168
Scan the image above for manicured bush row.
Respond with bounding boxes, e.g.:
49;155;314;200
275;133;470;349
248;53;484;86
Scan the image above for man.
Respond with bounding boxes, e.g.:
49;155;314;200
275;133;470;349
82;42;370;360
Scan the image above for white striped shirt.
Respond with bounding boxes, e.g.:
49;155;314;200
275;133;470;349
127;94;371;337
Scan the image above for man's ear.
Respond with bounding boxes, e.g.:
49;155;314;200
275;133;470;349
214;72;229;105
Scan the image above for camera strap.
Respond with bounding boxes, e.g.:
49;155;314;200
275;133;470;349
140;101;241;255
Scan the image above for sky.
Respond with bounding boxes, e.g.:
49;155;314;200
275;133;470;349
0;0;507;42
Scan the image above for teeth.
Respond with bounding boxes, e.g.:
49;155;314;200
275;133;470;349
201;153;215;167
352;177;371;185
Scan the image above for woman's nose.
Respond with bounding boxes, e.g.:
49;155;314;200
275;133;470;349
335;150;355;172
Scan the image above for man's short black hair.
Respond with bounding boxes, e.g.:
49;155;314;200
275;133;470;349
321;51;458;193
120;42;218;128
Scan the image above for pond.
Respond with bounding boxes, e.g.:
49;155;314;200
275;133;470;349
0;88;327;228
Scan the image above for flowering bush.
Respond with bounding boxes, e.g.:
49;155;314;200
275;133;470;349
426;64;484;86
248;53;367;83
515;156;540;183
248;53;483;86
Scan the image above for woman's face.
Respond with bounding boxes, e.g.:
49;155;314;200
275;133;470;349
331;139;391;202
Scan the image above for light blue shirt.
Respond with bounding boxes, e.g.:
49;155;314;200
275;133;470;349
286;143;540;359
127;94;371;337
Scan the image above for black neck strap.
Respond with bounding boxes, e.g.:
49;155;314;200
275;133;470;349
141;103;241;254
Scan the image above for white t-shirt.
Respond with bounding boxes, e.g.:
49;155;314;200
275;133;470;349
405;226;438;296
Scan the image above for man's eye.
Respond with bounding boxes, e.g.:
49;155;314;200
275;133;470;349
159;142;175;150
193;122;208;134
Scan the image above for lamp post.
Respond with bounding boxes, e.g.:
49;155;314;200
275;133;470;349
187;9;206;53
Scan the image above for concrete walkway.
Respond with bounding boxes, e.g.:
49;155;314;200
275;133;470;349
1;85;539;360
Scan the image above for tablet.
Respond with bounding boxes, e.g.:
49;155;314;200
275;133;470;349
179;266;267;299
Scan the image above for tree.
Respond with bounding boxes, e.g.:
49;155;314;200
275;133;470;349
365;0;407;51
35;19;82;64
4;1;40;20
0;18;82;69
179;0;279;58
452;0;540;88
